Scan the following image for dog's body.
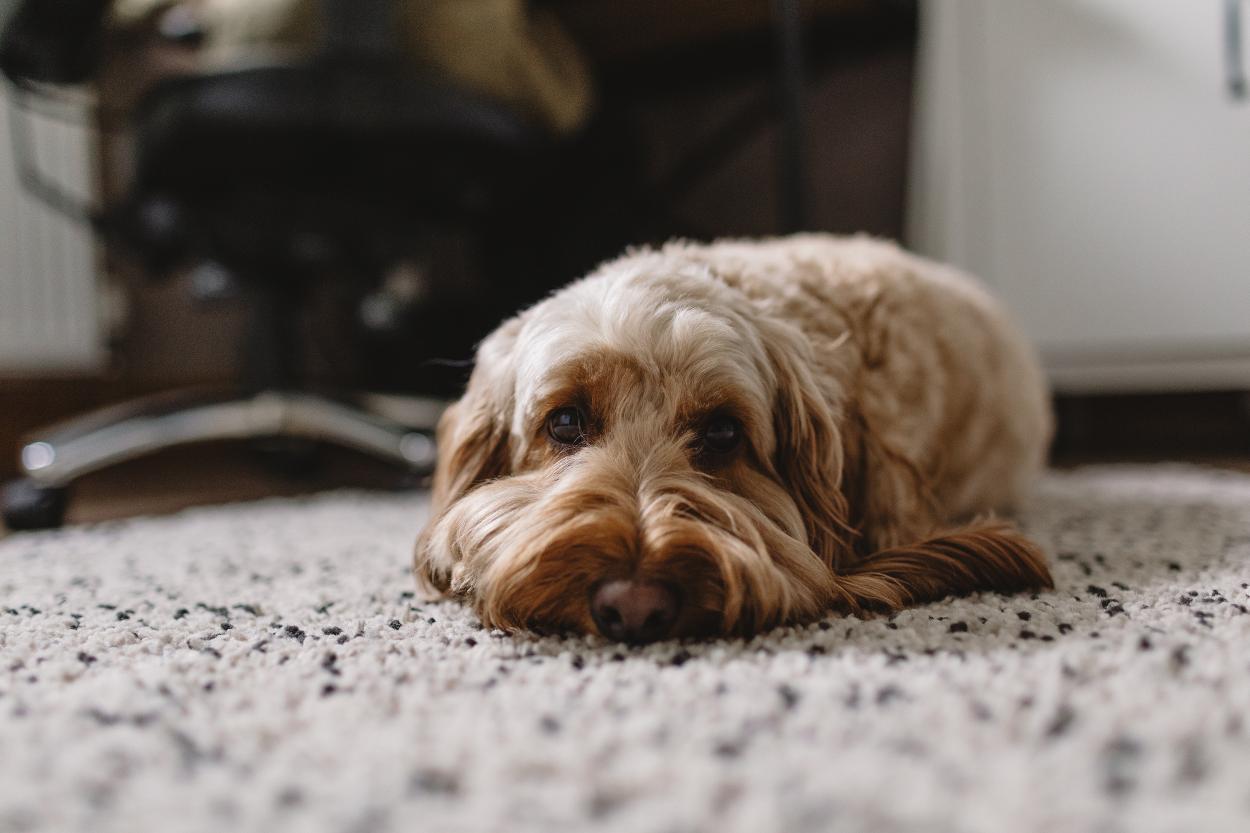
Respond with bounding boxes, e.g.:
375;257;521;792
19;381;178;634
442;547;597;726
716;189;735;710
416;235;1053;641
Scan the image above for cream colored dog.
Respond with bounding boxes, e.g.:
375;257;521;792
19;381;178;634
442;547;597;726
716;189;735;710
415;235;1053;643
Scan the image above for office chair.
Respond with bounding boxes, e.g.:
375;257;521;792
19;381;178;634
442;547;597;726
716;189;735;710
0;0;557;529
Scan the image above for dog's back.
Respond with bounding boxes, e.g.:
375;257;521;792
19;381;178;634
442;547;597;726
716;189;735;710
661;233;1053;544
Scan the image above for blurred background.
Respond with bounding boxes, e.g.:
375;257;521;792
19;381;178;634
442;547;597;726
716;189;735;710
0;0;1247;529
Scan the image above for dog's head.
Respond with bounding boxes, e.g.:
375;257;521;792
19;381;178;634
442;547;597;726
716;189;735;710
414;251;856;641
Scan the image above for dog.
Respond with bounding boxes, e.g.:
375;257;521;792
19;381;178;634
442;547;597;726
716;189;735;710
414;234;1054;643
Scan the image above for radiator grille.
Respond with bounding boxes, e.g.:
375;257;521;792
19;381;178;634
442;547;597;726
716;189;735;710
0;87;102;374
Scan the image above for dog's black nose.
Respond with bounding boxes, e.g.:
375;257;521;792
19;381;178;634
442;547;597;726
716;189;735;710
590;579;680;644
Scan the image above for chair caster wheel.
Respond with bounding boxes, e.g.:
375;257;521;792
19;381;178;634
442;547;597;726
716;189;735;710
2;479;69;531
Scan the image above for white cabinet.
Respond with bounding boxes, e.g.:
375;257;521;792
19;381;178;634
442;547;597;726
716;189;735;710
908;0;1250;392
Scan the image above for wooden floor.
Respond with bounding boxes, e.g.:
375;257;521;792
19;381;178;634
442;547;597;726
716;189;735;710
45;442;419;528
6;444;1246;535
3;389;1249;533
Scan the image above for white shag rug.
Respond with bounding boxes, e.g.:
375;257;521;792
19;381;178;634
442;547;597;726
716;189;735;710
2;465;1250;833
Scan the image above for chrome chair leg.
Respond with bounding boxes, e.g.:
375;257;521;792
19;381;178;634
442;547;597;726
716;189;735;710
3;390;442;530
17;390;438;488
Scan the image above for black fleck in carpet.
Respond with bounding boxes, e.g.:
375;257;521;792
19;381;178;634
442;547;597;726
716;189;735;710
2;466;1250;833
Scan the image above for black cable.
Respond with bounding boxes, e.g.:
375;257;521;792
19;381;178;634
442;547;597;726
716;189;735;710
772;0;809;232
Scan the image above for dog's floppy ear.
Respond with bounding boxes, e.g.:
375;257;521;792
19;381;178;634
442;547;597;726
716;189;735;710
763;319;856;570
837;520;1054;611
427;398;511;515
415;319;520;594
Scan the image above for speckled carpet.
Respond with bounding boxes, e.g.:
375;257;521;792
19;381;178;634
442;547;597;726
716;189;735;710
3;465;1250;833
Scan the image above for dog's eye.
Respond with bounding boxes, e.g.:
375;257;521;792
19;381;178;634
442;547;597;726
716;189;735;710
701;415;741;453
547;407;586;446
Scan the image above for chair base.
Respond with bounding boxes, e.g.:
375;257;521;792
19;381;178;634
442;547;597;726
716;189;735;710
3;389;442;530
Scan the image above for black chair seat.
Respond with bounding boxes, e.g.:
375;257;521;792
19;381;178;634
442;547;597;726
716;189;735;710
133;59;547;209
117;58;555;281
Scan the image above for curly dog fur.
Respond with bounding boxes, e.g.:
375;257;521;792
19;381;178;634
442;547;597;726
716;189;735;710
414;234;1054;640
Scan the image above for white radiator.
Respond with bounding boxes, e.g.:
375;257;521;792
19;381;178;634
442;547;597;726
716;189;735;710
0;86;103;374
